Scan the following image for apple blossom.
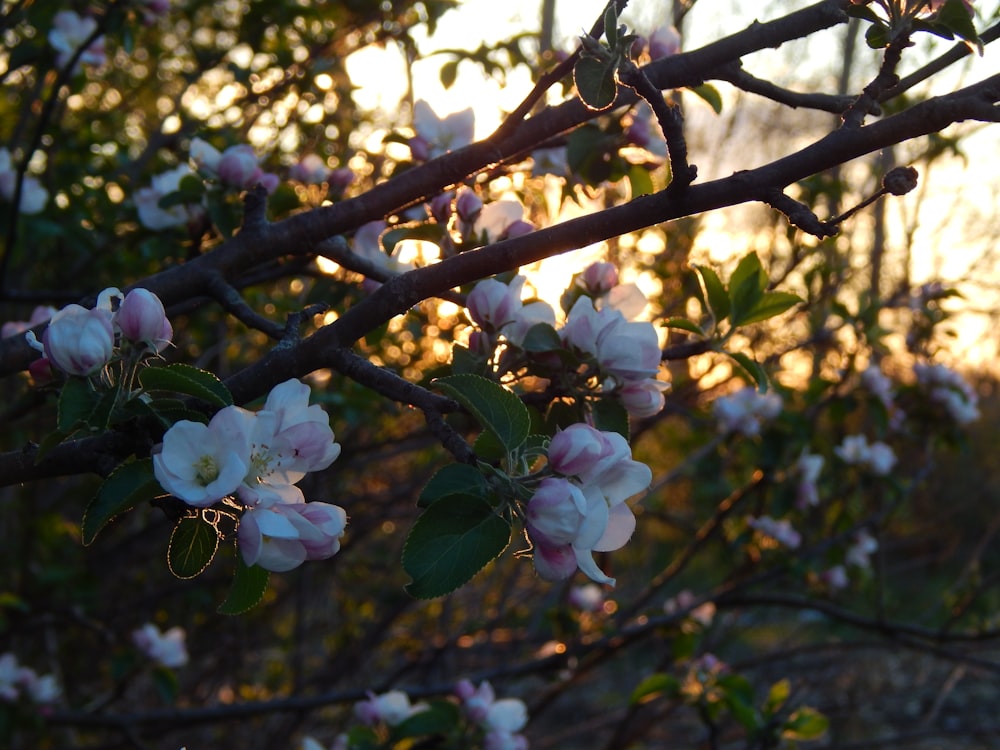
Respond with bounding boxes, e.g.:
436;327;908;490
914;362;980;425
39;303;115;376
835;434;896;476
820;565;849;590
190;137;223;176
617;378;670;418
132;623;189;668
135;165;202;230
152;410;251;507
568;583;605;612
117;288;172;352
647;24;681;59
456;679;529;750
472;200;533;244
663;590;716;627
351;220;414;275
747;515;801;549
548;424;610;477
354;689;427;726
861;364;895;410
289;154;331;184
713;387;782;436
48;10;106;72
562;297;661;381
238;501;347;572
467;278;521;331
579;262;619;295
0;654;19;701
456;188;484;224
1;305;55;340
411;99;475;160
845;529;878;569
796;451;824;508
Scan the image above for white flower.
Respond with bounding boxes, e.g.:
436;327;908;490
135;165;201;230
354;690;427;726
835;434;896;476
914;362;980;425
796;451;824;507
861;364;894;409
747;515;801;549
0;149;48;214
132;623;188;668
411;100;474;159
41;303;115;376
845;529;878;569
713;387;782;436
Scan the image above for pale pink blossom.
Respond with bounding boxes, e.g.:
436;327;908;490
618;378;670;418
747;515;801;549
663;590;715;626
152;410;252;507
796;451;824;508
835;434;896;476
468;278;521;331
569;583;605;612
2;305;55;340
238;501;347;572
845;529;878;569
0;654;20;701
40;303;114;376
548;424;610;477
411;100;475;160
132;623;188;668
861;364;894;410
821;565;849;590
135;165;202;230
647;24;681;59
914;362;980;425
354;690;426;726
351;220;414;275
579;262;619;295
713;387;782;436
289;154;330;184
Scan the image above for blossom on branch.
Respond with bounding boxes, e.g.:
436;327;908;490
35;303;115;377
131;623;188;668
48;10;106;73
0;148;49;215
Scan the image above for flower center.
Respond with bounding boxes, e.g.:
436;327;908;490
194;455;219;485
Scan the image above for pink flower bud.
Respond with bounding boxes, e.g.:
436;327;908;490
42;304;114;376
329;167;355;193
647;25;681;59
580;262;619;295
257;172;280;194
548;424;609;477
289;154;330;184
501;219;534;239
618;379;670;418
456;188;483;223
217;145;261;189
118;288;172;352
430;192;454;224
467;278;519;331
408;135;431;162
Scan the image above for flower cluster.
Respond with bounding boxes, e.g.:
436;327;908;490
747;515;802;549
190;137;279;193
132;623;188;668
0;148;48;215
834;434;896;476
526;423;651;586
465;264;668;419
135;165;204;231
0;653;60;705
456;679;529;750
713;387;783;436
795;450;824;508
914;362;980;425
354;689;427;727
152;379;347;572
25;287;172;377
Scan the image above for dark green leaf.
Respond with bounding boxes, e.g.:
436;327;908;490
573;55;619;111
934;0;981;50
82;458;161;545
403;494;511;598
687;83;723;114
440;59;459;89
58;377;101;433
765;679;790;714
381;222;446;255
593;397;630;438
627;164;654;197
167;515;220;579
433;374;530;454
520;322;563;352
217;555;270;615
390;700;461;740
139;363;233;408
418;463;489;508
846;4;882;23
729;251;766;295
865;22;890;48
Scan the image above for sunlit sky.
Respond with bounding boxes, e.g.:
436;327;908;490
346;0;1000;361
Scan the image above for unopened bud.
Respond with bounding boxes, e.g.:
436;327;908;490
882;166;918;196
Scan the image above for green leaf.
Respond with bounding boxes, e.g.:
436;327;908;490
82;458;161;545
693;264;730;322
439;59;459;89
390;700;461;740
783;707;829;740
865;21;890;48
630;673;681;704
217;555;270;615
593;397;630;438
728;351;769;391
934;0;981;51
765;678;790;714
627;164;654;197
418;463;489;508
520;322;563;352
433;374;530;454
664;317;704;335
381;222;446;255
57;377;101;433
403;494;511;598
687;83;723;114
139;363;233;408
728;253;767;327
729;251;766;295
573;54;619;111
736;291;803;326
449;343;487;377
846;3;882;23
167;515;220;579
